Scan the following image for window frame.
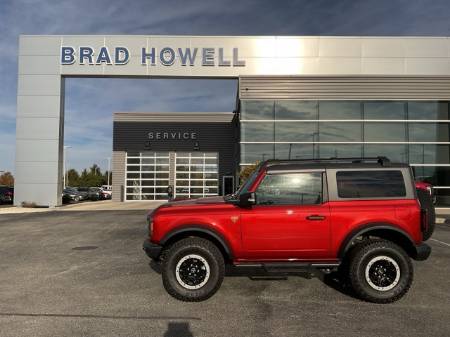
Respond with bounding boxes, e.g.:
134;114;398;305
326;167;416;201
253;169;327;206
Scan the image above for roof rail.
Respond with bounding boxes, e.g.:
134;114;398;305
265;156;391;166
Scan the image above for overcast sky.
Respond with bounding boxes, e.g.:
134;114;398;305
1;0;450;172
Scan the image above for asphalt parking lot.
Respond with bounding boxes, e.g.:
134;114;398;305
0;210;449;337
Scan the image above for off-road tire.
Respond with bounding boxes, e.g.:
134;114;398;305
161;237;224;302
348;239;413;303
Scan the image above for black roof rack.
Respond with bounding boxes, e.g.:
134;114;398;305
265;156;391;167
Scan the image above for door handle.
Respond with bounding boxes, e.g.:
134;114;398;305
306;215;326;221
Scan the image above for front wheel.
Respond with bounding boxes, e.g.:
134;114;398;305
161;237;225;302
348;239;413;303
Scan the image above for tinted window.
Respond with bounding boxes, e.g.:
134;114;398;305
256;172;322;205
336;170;406;198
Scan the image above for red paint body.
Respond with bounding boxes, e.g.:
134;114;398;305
150;174;423;263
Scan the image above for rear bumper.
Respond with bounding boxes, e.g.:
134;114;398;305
143;239;162;260
413;243;431;261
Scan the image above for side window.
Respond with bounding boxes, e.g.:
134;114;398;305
255;172;323;205
336;170;406;198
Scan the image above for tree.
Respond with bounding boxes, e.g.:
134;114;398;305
239;161;260;184
0;172;14;186
66;169;80;187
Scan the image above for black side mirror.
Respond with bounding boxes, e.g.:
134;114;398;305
239;192;256;207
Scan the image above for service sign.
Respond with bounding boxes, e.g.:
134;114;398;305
60;46;246;67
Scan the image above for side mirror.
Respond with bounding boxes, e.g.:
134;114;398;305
239;192;256;207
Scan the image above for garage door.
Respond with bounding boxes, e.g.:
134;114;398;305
125;151;218;201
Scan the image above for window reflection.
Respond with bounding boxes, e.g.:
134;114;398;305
364;144;408;163
241;100;274;120
319;101;361;120
364;102;406;120
241;144;274;163
408;123;450;142
275;122;318;142
275;144;315;160
319;145;363;158
409;145;450;164
275;101;318;120
241;122;274;142
408;102;449;120
319;123;362;142
364;123;407;142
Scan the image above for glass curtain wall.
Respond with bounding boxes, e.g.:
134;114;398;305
240;100;450;205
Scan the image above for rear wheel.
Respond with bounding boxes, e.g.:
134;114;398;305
348;239;413;303
161;237;224;302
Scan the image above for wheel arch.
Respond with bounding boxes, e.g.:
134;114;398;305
338;223;417;259
160;226;233;262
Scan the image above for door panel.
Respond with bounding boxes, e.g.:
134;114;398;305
240;171;331;260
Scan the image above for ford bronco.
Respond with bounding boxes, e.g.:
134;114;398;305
143;157;433;303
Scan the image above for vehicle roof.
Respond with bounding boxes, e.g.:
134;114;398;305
263;157;410;172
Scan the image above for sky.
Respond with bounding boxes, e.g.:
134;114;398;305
1;0;450;173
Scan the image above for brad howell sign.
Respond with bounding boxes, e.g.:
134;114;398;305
148;131;198;140
60;46;246;67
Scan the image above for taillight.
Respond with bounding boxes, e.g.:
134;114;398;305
421;209;429;233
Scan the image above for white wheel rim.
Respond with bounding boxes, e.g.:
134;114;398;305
175;254;210;290
365;255;401;292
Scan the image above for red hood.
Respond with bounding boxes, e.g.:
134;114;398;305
164;196;226;207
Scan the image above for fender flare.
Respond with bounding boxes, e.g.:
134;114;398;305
160;226;234;259
337;223;416;259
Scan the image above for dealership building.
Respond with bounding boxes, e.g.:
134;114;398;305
15;35;450;206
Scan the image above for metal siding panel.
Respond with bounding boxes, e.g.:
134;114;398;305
239;76;450;100
112;151;126;202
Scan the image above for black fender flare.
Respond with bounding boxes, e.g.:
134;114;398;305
338;223;416;259
160;226;234;259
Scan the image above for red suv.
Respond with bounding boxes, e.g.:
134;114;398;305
143;157;433;303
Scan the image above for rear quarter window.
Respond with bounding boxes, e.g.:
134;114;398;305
336;170;406;198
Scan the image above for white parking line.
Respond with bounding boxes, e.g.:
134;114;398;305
430;238;450;247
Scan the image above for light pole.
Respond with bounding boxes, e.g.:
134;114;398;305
106;157;111;187
63;146;72;189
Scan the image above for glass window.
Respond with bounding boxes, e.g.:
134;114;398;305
409;145;450;164
275;144;314;160
364;123;407;142
408;123;450;142
364;102;406;120
363;144;408;163
336;170;406;198
241;122;274;142
412;166;450;187
319;145;363;158
240;100;274;120
408;102;449;120
319;122;362;142
319;101;362;120
275;101;318;120
275;122;318;142
241;144;274;164
256;172;323;205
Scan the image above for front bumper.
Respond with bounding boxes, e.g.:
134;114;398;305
414;243;431;261
143;239;162;260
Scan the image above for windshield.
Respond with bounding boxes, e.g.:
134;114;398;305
234;166;262;197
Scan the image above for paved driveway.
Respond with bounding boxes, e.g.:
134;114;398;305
0;210;449;337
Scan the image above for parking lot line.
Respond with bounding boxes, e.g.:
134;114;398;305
430;238;450;247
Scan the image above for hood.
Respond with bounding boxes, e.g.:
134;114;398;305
164;196;226;207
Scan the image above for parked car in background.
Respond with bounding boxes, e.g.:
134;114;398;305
0;186;14;204
101;185;112;199
73;187;89;201
88;187;103;201
62;187;82;203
